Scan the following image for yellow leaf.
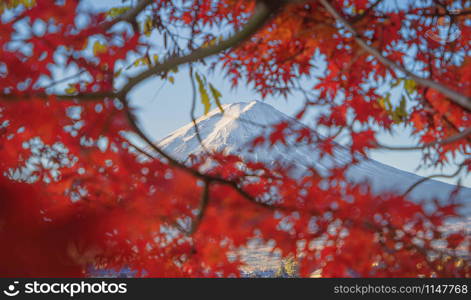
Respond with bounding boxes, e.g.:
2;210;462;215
201;37;217;48
107;6;131;18
132;57;149;67
143;16;153;37
65;85;77;95
404;79;416;94
209;83;224;112
93;41;107;56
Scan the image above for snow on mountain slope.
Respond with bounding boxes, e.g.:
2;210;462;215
157;100;471;212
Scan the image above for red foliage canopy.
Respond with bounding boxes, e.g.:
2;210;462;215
0;0;470;277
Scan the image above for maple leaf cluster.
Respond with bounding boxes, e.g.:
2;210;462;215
0;0;470;277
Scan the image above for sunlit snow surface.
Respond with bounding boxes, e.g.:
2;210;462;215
155;101;470;275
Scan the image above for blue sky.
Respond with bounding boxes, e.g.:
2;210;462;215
81;0;470;187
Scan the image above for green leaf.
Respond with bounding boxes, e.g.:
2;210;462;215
378;93;392;111
106;6;131;18
92;41;107;55
209;83;224;112
404;79;416;94
195;73;211;114
65;84;77;95
142;16;153;37
132;57;149;67
399;95;406;112
395;95;408;121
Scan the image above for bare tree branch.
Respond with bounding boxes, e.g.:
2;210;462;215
189;179;211;234
402;162;467;197
377;127;471;151
0;91;115;102
421;9;471;17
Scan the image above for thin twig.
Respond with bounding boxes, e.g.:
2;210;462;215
189;179;211;234
42;70;87;90
402;162;467;197
189;65;209;153
0;91;114;101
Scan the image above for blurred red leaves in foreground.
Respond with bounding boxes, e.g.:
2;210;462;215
0;0;470;277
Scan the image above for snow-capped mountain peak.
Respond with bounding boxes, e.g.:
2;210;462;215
157;100;291;161
156;101;471;209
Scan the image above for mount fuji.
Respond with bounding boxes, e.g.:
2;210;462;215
153;100;471;272
157;100;471;209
